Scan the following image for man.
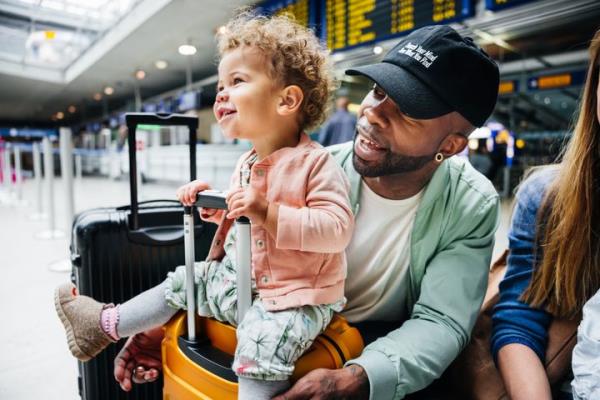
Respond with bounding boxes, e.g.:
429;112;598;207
115;25;500;399
318;96;357;146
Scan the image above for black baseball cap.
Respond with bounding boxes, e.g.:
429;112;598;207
346;25;499;127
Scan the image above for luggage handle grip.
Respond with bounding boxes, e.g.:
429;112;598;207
125;112;198;231
194;191;228;210
192;192;249;224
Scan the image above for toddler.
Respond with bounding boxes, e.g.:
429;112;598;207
55;12;353;400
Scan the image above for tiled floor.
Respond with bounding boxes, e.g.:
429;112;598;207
0;176;511;399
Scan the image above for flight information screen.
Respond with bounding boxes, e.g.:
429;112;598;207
258;0;473;52
258;0;314;28
323;0;473;51
485;0;538;12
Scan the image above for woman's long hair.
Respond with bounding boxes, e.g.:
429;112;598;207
522;30;600;318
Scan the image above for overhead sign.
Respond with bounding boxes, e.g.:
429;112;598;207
0;128;57;138
485;0;539;11
527;70;586;91
323;0;473;51
498;80;519;95
178;91;200;112
258;0;316;28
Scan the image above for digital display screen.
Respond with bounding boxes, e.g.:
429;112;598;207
258;0;314;28
178;91;199;112
498;80;519;95
323;0;473;51
485;0;538;12
527;70;586;91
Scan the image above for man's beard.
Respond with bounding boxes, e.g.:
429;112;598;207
352;136;436;178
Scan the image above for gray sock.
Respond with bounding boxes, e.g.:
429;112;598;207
116;281;177;338
238;377;289;400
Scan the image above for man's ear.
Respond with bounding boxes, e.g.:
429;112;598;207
438;133;468;157
277;85;304;116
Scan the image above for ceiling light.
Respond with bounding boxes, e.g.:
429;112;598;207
373;46;383;55
332;53;345;62
472;29;517;53
104;86;114;95
56;112;64;120
155;60;168;70
178;44;197;56
68;105;76;113
93;93;102;101
544;97;551;105
468;139;479;150
135;69;146;80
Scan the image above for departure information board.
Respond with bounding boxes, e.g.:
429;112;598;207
323;0;473;51
258;0;315;28
485;0;538;12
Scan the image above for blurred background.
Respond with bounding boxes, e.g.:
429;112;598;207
0;0;599;398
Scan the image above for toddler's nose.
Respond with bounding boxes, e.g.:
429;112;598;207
216;89;228;102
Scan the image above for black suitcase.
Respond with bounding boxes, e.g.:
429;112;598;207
70;113;217;400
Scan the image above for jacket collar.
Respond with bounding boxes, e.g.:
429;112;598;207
248;132;313;166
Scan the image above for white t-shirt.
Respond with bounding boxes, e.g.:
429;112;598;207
343;180;423;323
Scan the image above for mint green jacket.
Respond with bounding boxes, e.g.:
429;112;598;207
329;142;500;400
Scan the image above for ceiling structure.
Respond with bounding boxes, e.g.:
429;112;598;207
0;0;599;132
0;0;253;125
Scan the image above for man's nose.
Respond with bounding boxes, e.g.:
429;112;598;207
363;103;389;130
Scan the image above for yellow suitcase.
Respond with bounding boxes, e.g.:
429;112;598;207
161;192;364;399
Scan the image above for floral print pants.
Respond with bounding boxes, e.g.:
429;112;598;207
165;226;344;380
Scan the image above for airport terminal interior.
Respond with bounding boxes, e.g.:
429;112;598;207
1;0;600;399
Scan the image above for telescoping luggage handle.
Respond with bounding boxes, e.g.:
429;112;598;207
125;112;198;231
182;191;252;342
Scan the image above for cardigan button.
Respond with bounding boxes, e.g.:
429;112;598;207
261;275;269;284
256;239;264;248
255;169;265;177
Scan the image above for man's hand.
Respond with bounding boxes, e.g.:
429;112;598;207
114;327;164;392
226;187;269;225
272;365;369;400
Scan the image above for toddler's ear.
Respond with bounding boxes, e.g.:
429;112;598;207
277;85;304;116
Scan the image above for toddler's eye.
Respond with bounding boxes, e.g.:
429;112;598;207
217;86;224;92
233;78;244;85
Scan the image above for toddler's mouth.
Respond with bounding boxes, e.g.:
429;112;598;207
217;106;237;121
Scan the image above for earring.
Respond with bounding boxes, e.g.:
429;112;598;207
435;153;444;163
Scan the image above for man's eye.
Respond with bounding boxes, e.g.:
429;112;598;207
373;85;386;98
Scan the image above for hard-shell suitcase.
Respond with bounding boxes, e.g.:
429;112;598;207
162;192;365;399
71;113;217;400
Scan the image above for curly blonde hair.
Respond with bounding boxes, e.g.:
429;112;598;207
216;11;337;131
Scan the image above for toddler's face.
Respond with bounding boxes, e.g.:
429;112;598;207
214;46;281;140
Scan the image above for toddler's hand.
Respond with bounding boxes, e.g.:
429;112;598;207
200;208;219;220
226;187;268;226
176;180;211;206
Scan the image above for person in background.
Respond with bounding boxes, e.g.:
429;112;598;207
318;96;357;146
491;29;600;400
469;141;493;179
